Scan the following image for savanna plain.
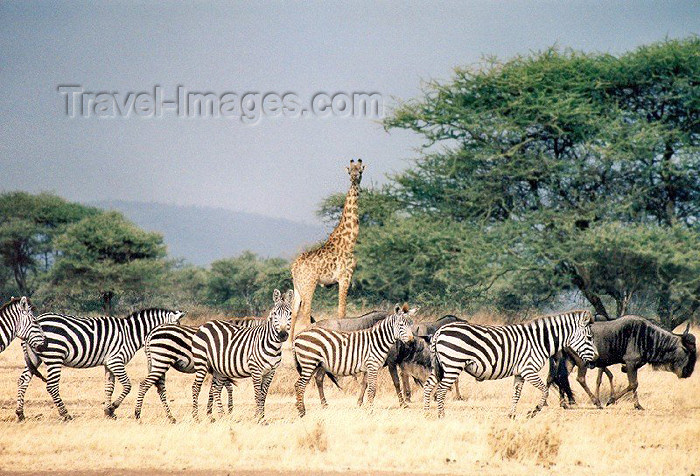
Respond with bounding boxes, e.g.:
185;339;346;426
0;314;698;475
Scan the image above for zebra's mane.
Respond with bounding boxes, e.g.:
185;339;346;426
120;308;174;319
0;297;37;314
523;309;590;327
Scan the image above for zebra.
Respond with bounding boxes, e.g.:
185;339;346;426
0;296;46;353
16;308;184;421
191;289;293;422
293;303;416;417
134;317;265;423
423;310;597;419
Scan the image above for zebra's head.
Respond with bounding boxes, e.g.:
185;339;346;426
565;311;597;367
346;159;365;185
12;296;47;352
269;289;293;342
391;303;416;344
166;310;186;324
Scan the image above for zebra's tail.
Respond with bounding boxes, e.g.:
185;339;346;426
22;342;46;383
430;333;444;381
325;372;341;389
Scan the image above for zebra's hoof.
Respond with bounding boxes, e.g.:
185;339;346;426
15;411;25;422
507;413;516;420
104;407;116;419
62;414;73;422
400;401;409;409
634;403;644;411
526;407;541;419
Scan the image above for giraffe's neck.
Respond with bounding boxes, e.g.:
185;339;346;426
327;180;360;252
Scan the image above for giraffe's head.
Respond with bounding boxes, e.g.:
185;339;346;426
346;159;365;186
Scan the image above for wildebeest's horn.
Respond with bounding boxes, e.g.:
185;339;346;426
683;322;690;335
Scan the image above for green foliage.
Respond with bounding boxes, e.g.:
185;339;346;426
357;37;700;326
0;192;99;296
39;211;168;314
206;251;291;315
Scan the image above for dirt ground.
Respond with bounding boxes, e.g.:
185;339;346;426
0;321;698;475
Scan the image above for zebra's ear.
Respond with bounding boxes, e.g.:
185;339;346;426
394;303;401;314
20;296;28;309
283;289;294;304
273;289;282;303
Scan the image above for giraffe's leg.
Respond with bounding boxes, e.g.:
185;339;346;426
508;375;525;419
337;273;351;318
291;280;317;339
314;367;328;408
524;373;548;418
105;360;131;418
16;367;33;421
154;376;176;423
45;363;71;421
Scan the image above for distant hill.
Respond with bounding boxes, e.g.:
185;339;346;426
90;200;328;266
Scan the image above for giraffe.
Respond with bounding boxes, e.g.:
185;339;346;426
290;159;364;338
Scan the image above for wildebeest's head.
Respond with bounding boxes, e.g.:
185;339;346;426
674;323;696;378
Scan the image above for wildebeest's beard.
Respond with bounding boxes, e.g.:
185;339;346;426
680;335;696;378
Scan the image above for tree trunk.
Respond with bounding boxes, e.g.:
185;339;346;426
567;263;610;320
102;291;114;316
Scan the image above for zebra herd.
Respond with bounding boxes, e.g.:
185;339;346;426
0;294;693;423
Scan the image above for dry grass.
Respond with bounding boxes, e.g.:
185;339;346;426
0;318;698;475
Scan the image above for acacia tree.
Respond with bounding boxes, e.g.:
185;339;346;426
43;211;168;315
0;192;99;296
376;37;699;326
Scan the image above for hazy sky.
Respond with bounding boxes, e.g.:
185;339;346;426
1;1;698;224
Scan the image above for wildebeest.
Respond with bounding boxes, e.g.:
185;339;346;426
551;315;696;409
311;312;465;406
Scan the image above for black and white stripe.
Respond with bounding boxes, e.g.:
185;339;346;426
135;317;264;422
16;308;184;421
293;304;416;417
423;310;597;418
0;296;45;353
191;289;293;422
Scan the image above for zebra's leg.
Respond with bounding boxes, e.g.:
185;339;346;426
452;376;464;401
192;368;207;422
365;363;380;409
225;380;234;413
209;378;226;422
294;367;315;418
434;372;458;419
206;378;216;419
524;373;548;418
15;367;33;422
105;360;131;418
135;368;163;421
154;376;176;423
356;372;368;406
258;369;276;422
422;374;438;412
45;364;71;421
251;370;266;422
508;375;525;419
314;367;328;408
103;366;116;408
388;363;406;407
